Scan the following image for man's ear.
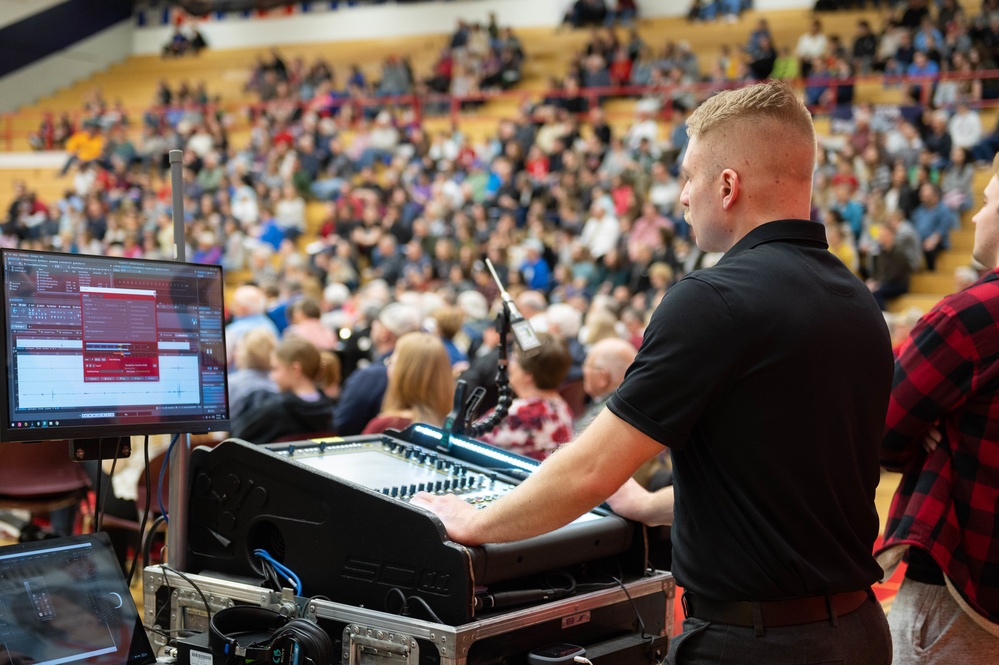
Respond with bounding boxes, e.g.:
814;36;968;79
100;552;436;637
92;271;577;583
720;168;740;211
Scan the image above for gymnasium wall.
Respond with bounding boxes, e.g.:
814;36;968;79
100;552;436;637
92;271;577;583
130;0;815;55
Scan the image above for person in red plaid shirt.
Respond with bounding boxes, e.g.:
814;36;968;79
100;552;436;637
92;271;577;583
877;154;999;662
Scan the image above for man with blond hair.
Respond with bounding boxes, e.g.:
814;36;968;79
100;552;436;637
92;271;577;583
414;80;892;663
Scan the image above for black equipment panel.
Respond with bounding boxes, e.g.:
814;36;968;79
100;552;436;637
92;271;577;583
185;426;646;625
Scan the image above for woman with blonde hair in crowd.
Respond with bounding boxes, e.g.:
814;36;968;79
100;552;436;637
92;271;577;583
362;332;455;434
581;306;621;347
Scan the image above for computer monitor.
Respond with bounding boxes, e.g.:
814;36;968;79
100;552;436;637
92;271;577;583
0;249;230;443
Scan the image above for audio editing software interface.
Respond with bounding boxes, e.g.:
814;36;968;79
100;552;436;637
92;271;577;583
2;251;228;436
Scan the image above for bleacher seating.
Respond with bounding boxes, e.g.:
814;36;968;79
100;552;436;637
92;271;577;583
0;5;994;313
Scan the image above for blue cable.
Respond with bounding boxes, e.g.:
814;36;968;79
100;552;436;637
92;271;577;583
266;556;302;595
253;548;302;595
158;434;180;522
254;549;302;594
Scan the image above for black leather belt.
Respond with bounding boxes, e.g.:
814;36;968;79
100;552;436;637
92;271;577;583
682;589;870;629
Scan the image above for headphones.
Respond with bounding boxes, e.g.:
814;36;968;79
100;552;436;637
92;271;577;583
209;606;334;665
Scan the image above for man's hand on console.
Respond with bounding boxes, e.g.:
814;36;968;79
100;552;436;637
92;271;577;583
410;491;486;546
606;478;674;527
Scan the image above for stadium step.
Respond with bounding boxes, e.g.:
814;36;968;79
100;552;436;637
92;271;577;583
910;272;957;294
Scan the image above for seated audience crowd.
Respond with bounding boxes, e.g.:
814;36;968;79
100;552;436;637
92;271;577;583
6;0;998;453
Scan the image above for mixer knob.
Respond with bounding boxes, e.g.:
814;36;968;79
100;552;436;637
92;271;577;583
443;479;451;491
409;484;417;495
435;481;443;492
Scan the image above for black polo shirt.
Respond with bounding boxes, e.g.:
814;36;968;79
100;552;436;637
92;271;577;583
608;219;893;601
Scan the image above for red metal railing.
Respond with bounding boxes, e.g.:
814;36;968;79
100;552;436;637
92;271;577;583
3;69;999;152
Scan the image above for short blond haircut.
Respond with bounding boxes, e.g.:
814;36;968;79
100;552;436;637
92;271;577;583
381;332;455;426
687;80;815;182
688;80;814;146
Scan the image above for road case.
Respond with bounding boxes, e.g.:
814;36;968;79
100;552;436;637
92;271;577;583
143;565;674;665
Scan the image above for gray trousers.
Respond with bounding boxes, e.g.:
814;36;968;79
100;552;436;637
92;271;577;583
888;578;998;664
668;594;891;665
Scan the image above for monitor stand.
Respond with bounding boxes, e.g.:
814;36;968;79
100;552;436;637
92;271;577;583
69;437;132;461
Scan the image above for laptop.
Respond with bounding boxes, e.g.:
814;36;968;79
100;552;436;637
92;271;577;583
0;533;155;665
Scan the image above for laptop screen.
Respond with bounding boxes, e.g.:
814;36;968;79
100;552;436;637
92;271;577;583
0;533;155;665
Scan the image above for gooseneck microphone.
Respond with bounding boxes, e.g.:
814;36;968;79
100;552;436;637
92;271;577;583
485;258;542;357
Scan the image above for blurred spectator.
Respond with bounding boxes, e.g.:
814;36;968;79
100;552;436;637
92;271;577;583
941;147;975;214
852;20;878;74
866;223;913;310
564;0;609;29
911;183;957;271
230;337;335;442
227;327;279;421
479;332;574;460
796;19;828;78
226;285;281;368
948;101;983;151
606;0;638;26
520;238;552;291
886;208;924;274
575;337;636;434
362;332;454;434
334;302;421;435
60;120;105;176
747;35;777;80
431;305;469;368
906;50;940;104
284;297;338;351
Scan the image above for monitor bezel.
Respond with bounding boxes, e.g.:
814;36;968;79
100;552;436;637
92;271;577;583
0;248;231;443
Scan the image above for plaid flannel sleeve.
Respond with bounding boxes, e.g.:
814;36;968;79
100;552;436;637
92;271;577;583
881;303;976;472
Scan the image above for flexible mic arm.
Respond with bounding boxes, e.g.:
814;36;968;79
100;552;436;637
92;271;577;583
468;303;515;438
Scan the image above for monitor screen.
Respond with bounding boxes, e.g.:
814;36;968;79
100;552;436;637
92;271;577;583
0;533;155;665
0;249;229;442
